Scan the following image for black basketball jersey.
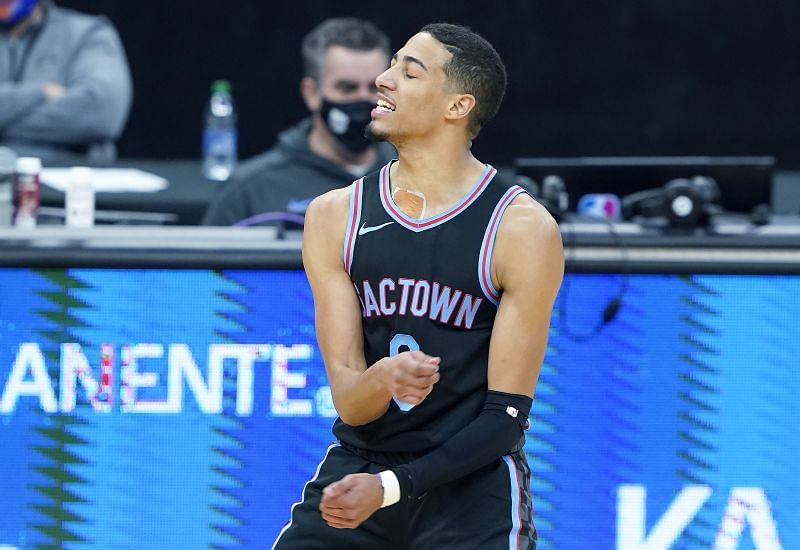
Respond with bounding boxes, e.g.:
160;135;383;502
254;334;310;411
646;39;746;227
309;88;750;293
332;160;527;454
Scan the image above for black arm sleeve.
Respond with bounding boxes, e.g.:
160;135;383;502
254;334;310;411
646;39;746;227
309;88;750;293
392;390;533;500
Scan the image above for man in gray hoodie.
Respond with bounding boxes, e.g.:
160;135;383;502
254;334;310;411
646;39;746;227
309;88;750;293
0;0;132;163
202;17;395;227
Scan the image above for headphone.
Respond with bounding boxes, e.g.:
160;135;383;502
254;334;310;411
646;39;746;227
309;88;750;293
622;176;721;227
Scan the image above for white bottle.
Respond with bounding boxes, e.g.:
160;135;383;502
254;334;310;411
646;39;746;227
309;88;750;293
202;80;238;182
0;175;12;227
0;147;16;226
65;166;95;228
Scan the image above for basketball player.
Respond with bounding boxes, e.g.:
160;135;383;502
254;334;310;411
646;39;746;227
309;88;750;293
272;23;563;550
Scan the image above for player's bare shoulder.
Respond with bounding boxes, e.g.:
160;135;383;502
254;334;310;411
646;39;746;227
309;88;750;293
500;193;561;248
302;184;356;273
491;193;564;291
305;186;352;231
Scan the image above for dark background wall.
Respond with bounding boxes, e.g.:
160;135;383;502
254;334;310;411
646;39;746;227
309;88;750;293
59;0;800;168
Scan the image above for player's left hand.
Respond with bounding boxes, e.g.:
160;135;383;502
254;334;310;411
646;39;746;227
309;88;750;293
319;473;383;529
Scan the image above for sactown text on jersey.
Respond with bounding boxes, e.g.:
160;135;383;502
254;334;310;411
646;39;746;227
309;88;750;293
355;278;483;329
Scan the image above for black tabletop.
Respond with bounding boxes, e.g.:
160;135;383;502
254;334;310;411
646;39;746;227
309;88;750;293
39;158;220;225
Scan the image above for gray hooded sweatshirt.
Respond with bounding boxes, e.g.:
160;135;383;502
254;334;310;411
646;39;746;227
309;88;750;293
202;118;396;227
0;0;132;163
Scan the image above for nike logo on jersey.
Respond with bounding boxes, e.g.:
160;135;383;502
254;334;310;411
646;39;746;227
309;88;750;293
358;221;395;236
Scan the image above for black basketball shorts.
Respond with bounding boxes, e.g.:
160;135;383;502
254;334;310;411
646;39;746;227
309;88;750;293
271;443;537;550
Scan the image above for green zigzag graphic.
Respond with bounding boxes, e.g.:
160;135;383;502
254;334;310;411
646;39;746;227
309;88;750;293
30;269;94;549
209;271;250;549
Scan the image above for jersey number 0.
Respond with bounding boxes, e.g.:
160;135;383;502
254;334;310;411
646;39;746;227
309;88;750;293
390;333;419;412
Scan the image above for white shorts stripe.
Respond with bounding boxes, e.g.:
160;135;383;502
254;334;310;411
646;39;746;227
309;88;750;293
503;454;524;550
270;443;339;550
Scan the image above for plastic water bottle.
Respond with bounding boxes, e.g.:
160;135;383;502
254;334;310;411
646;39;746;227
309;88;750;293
202;80;238;182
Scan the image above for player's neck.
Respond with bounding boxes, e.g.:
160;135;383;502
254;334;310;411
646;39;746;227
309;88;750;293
390;142;486;217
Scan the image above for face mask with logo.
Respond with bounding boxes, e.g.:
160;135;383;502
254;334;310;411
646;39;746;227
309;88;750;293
0;0;38;28
319;98;374;154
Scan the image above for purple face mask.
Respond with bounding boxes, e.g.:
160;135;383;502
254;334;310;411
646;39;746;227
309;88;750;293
0;0;39;27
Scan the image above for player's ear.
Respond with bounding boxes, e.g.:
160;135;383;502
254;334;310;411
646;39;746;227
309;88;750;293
301;77;322;112
444;93;476;122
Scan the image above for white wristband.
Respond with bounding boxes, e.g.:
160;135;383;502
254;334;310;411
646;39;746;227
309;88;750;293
377;470;401;508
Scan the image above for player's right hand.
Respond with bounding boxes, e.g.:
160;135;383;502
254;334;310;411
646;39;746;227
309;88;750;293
378;351;440;406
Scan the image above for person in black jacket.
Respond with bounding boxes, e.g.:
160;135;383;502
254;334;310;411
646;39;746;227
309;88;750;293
202;17;394;227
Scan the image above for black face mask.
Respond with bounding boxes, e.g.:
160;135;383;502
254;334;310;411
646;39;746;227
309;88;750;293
319;98;374;154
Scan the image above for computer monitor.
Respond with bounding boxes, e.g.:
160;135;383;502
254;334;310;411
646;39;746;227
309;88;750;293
514;156;774;214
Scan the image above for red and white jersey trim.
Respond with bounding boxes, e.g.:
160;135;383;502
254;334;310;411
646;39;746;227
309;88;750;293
478;185;527;305
343;178;364;275
379;161;497;232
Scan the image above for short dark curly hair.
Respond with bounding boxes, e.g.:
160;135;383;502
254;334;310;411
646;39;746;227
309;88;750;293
302;18;390;81
420;23;507;139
